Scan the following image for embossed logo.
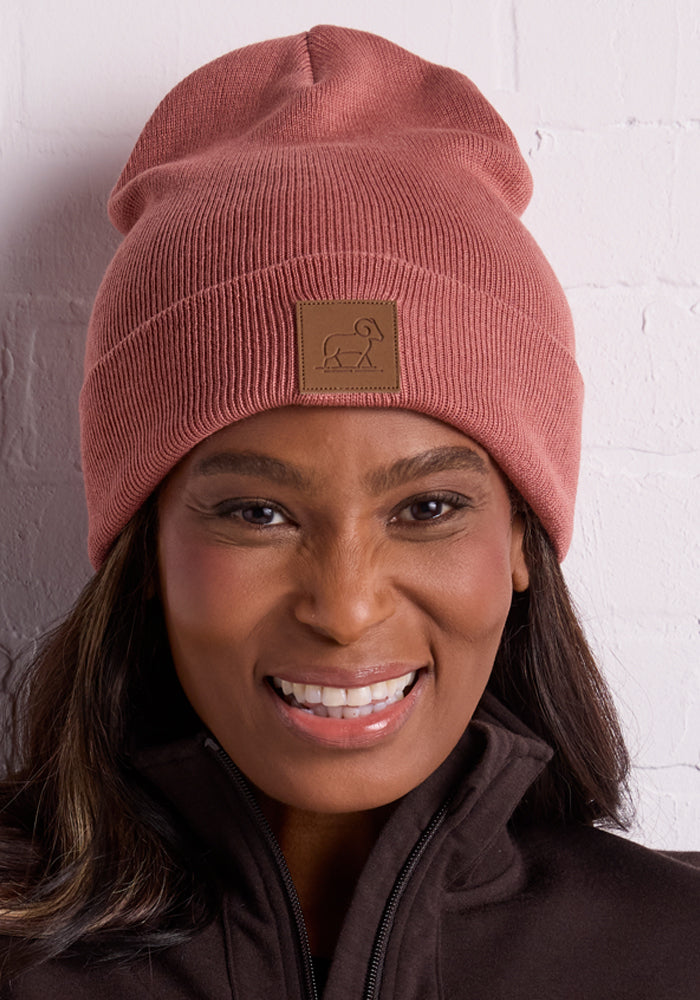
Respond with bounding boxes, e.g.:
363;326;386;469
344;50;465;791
296;300;400;393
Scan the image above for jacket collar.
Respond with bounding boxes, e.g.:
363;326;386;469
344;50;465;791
134;690;552;895
134;693;552;997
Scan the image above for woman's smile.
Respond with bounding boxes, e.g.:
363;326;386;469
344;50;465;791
265;666;426;750
270;666;419;716
157;406;529;813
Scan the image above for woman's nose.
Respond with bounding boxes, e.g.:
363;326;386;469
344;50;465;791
292;536;396;645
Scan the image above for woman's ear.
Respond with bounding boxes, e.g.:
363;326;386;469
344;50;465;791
510;514;530;593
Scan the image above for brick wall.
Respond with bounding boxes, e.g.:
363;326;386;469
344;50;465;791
1;0;698;847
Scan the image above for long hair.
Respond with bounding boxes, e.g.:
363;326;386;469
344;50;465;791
0;497;630;975
488;506;631;826
0;497;214;976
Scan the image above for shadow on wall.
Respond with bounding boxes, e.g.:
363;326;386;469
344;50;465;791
1;150;124;701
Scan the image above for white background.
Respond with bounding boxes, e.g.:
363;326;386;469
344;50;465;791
1;0;698;848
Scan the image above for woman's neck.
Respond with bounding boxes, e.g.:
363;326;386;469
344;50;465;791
257;793;393;958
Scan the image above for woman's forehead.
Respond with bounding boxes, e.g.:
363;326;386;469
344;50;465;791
184;407;495;475
160;407;508;507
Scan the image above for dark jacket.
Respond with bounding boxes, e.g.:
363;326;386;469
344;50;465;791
5;694;700;998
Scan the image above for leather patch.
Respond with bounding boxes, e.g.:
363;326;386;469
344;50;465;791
296;300;400;393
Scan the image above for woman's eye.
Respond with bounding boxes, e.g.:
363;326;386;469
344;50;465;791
239;504;284;525
393;493;467;524
407;499;448;521
215;502;289;526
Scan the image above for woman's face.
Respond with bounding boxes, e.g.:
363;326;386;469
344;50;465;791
158;407;529;813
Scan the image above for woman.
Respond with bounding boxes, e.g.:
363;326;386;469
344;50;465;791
0;25;697;997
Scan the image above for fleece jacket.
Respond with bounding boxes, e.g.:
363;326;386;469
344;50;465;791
4;693;699;998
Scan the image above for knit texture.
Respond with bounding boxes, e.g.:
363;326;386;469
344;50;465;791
81;25;582;567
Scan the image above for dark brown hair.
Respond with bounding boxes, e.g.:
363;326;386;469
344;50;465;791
0;498;213;976
0;497;630;976
489;506;631;826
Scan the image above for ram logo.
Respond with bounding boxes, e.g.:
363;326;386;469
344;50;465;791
316;317;384;371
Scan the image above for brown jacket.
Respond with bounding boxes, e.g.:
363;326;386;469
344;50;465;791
5;695;700;998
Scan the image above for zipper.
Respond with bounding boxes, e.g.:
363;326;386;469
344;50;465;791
363;796;452;1000
205;737;319;1000
206;735;452;1000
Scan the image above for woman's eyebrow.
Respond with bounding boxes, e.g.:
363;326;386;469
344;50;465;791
191;452;314;491
191;445;487;493
365;446;488;494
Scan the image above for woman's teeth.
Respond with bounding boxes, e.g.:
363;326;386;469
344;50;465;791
272;671;416;719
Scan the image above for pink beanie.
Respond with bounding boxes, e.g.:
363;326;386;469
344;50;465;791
81;25;582;568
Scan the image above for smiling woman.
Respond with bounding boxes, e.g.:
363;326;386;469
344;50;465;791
158;409;528;819
0;24;698;999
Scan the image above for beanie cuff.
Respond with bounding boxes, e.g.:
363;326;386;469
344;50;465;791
81;253;581;567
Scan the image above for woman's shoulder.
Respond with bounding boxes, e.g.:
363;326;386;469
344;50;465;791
437;822;700;997
659;849;700;869
519;821;700;907
527;820;700;873
511;823;700;972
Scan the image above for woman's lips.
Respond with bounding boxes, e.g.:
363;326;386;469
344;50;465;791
265;668;426;749
271;669;417;717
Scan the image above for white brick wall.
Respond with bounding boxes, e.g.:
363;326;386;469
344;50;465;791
1;0;698;848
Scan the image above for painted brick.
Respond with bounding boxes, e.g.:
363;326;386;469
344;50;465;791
1;0;698;849
668;129;700;284
515;0;679;126
527;126;677;286
629;768;700;851
567;286;700;453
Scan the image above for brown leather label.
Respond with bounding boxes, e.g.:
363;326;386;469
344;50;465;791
296;300;400;393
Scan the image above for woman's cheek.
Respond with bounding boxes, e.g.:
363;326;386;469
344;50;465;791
159;528;265;647
419;532;515;640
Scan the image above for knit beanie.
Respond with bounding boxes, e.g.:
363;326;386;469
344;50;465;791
81;24;582;568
